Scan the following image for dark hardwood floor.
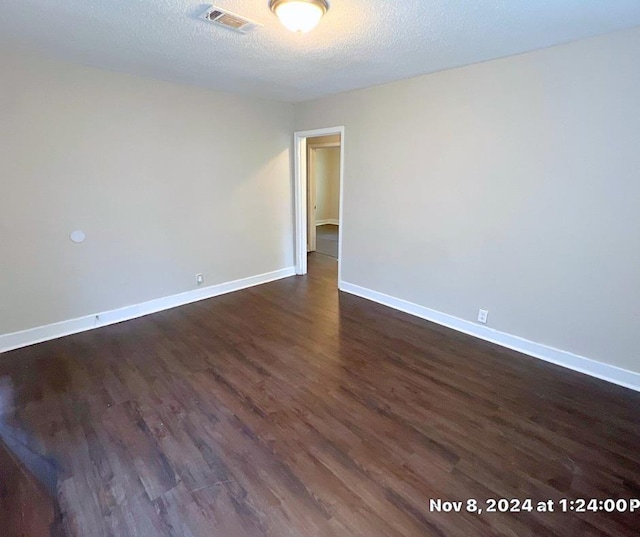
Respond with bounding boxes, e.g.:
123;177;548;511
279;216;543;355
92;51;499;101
1;253;639;537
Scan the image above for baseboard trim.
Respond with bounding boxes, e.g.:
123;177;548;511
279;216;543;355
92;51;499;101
339;280;640;393
1;267;297;354
316;219;339;226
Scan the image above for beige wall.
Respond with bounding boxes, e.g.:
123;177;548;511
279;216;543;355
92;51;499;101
0;49;294;335
313;147;340;223
295;26;640;373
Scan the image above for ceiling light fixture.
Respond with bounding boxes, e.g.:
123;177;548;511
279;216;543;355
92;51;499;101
269;0;329;33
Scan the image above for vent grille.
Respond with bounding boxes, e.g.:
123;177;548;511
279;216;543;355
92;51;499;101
201;6;262;34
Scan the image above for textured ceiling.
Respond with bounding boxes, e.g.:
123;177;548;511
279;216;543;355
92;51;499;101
2;1;640;102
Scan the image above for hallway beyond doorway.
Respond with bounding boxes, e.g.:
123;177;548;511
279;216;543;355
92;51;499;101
295;126;344;276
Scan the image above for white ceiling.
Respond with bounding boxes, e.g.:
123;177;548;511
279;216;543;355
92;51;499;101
2;1;640;102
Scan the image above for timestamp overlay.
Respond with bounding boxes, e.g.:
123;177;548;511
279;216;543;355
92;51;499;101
429;498;640;515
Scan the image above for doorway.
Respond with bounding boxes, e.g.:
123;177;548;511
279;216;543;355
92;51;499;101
293;126;344;279
308;138;340;258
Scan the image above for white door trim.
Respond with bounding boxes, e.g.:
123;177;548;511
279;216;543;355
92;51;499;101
293;126;345;279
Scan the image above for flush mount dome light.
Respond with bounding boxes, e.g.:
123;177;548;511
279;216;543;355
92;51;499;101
269;0;329;33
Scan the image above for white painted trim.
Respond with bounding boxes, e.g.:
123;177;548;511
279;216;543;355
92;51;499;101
339;281;640;393
294;131;308;274
0;267;296;353
316;219;339;226
293;126;345;278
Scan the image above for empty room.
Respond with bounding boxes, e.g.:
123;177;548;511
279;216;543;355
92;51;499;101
1;1;640;536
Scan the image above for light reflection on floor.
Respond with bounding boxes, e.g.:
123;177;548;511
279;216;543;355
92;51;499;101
0;376;66;536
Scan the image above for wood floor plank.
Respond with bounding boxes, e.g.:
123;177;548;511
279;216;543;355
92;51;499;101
1;253;639;536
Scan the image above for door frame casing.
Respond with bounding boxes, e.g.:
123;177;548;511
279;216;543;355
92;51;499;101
293;126;345;279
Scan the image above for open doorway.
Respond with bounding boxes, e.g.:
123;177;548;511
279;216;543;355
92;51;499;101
307;136;340;258
293;127;344;279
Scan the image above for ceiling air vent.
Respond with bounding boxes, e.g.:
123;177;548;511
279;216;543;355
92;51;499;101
200;5;262;34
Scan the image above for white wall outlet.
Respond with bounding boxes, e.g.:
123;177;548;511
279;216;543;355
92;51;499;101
477;309;489;324
196;273;204;286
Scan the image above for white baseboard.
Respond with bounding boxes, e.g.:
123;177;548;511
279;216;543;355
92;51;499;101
0;267;296;354
316;219;339;226
339;280;640;392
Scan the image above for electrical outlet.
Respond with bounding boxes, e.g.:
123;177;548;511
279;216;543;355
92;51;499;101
477;309;489;324
196;273;204;286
